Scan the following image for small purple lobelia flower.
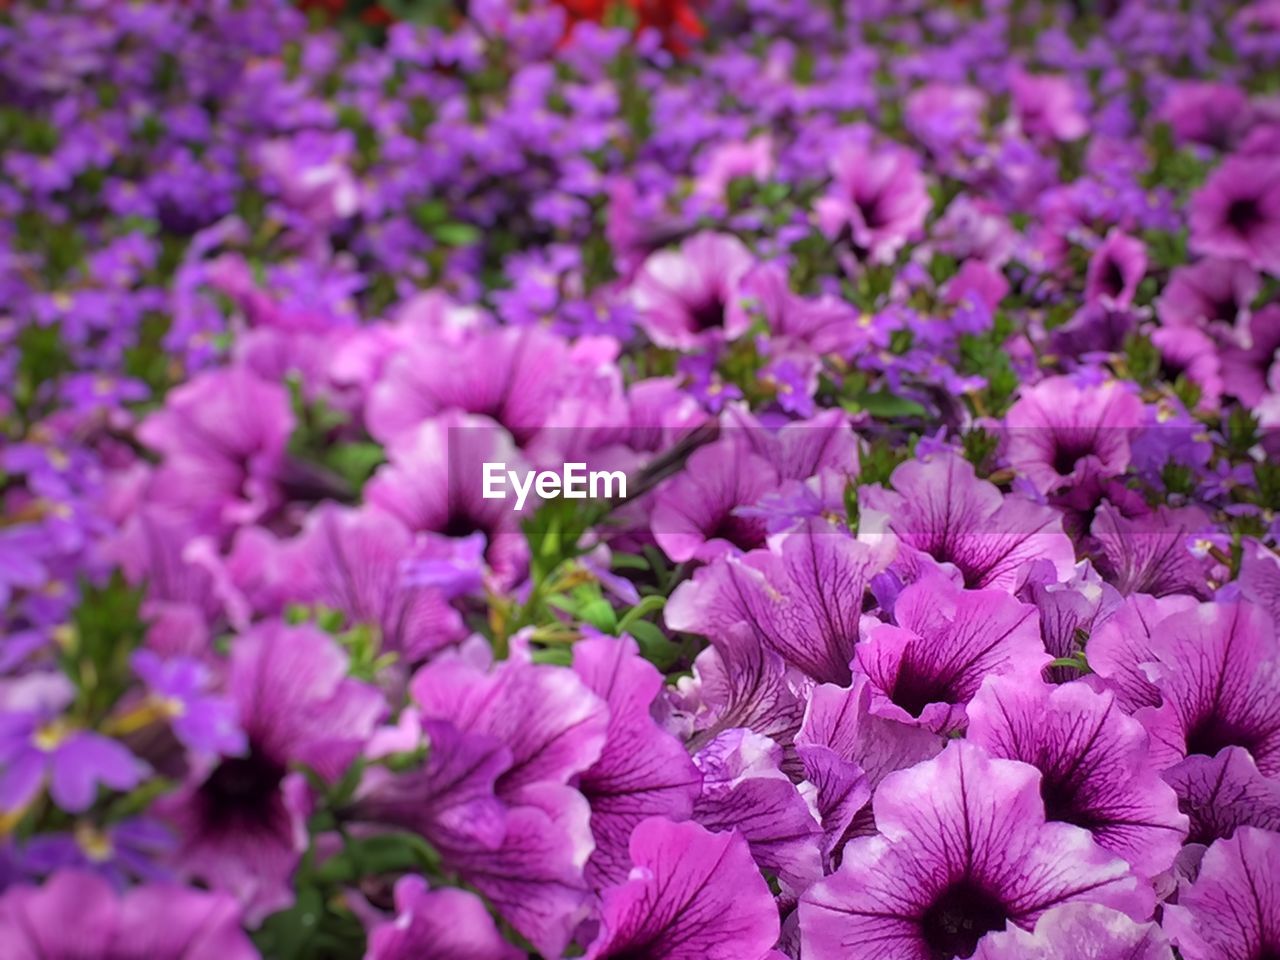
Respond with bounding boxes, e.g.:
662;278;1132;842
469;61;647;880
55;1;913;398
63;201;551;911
971;904;1172;960
1162;827;1280;960
666;517;894;684
1085;230;1147;309
1188;154;1280;275
130;649;246;761
859;452;1075;591
584;817;780;960
572;635;702;889
628;231;756;349
0;869;258;960
815;143;931;264
967;676;1187;879
1133;601;1280;776
158;622;383;923
363;874;522;960
0;676;148;816
1004;376;1145;494
799;741;1153;960
853;575;1046;734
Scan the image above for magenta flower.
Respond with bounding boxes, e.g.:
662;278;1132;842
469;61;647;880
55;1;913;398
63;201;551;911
651;438;778;563
1134;602;1280;776
629;231;756;349
815;144;931;263
1090;502;1214;600
1239;538;1280;623
0;870;257;960
1188;155;1280;274
573;635;702;888
1004;377;1144;494
365;324;590;445
158;622;383;923
967;677;1187;879
1163;747;1280;848
1086;593;1199;713
860;452;1075;591
667;518;894;683
1085;230;1147;309
584;817;780;960
1011;70;1088;142
1150;326;1224;410
972;904;1172;960
363;875;521;960
270;503;468;663
365;412;530;586
1156;257;1259;336
1220;303;1280;407
692;728;824;892
675;626;807;754
1157;81;1250;150
136;367;294;532
1163;828;1280;960
800;741;1153;960
853;575;1046;733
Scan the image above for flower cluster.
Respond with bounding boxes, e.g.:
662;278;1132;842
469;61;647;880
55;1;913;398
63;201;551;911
2;0;1280;957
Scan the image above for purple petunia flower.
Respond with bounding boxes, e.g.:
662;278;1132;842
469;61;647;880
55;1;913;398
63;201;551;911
1011;70;1089;142
853;575;1046;734
815;144;931;264
0;869;257;960
364;412;530;587
584;817;780;960
667;517;893;683
157;622;383;923
651;438;778;563
629;231;756;350
967;676;1187;879
1162;747;1280;848
1085;230;1147;309
136;367;294;533
1188;155;1280;275
1134;601;1280;776
1004;376;1144;495
363;874;521;960
573;635;702;889
1156;257;1259;337
799;741;1153;960
972;903;1172;960
1163;827;1280;960
860;452;1075;591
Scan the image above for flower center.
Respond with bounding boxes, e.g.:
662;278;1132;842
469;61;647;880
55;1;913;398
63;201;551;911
1225;197;1262;235
1184;714;1261;760
690;295;727;332
920;879;1010;959
198;745;286;828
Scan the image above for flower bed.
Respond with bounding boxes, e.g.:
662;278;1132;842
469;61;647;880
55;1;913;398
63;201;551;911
1;0;1279;958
